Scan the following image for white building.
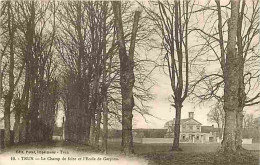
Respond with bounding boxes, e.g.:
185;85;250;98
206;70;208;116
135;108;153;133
164;112;218;143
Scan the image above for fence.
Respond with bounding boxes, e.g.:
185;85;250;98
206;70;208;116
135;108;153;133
242;138;253;144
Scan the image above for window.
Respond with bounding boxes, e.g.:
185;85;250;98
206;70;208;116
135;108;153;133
183;135;185;140
197;126;200;130
182;125;186;130
189;126;193;130
196;136;199;140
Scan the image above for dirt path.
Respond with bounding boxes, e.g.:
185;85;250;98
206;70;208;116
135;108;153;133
0;141;148;165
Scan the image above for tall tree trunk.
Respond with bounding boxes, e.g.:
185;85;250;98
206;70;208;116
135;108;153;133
172;102;182;150
101;2;108;152
222;110;237;151
222;0;239;153
0;51;2;105
89;107;96;145
13;116;20;143
95;104;101;148
236;110;243;149
92;54;102;147
112;1;140;155
89;73;99;145
76;2;85;144
64;100;70;141
101;46;109;153
30;87;40;142
102;87;108;153
21;1;36;143
4;97;12;147
84;72;91;144
19;66;30;143
13;101;21;143
4;1;15;147
235;0;246;150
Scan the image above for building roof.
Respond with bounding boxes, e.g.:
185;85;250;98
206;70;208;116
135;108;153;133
201;126;215;133
164;118;202;128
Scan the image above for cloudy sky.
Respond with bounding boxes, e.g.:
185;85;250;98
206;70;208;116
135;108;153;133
132;67;260;129
132;69;213;129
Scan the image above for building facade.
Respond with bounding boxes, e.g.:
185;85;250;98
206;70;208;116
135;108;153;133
164;112;218;143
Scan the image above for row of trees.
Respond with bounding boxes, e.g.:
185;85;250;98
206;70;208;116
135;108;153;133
0;1;59;146
56;1;153;154
0;0;259;155
0;1;153;154
208;105;260;142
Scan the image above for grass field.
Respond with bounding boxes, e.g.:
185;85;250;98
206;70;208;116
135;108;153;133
1;141;260;165
107;141;260;153
141;150;260;165
109;142;260;165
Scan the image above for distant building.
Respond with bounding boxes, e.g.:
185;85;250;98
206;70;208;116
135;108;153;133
132;129;167;138
164;112;218;143
106;112;219;143
108;129;168;139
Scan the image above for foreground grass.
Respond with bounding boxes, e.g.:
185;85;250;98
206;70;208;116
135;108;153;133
64;142;260;164
1;141;259;165
107;142;260;165
141;150;259;165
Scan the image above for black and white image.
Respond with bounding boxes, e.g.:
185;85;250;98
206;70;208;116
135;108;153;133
0;0;259;164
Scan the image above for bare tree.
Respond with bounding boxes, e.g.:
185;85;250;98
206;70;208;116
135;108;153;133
57;1;111;146
207;102;225;138
2;1;59;143
100;1;111;153
3;1;15;147
141;0;194;150
192;0;259;151
236;0;259;150
221;0;239;152
56;1;91;144
112;1;141;154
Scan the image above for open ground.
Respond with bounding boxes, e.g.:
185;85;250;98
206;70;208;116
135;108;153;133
1;141;259;165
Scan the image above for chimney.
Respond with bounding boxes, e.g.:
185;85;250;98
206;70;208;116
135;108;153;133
189;112;194;119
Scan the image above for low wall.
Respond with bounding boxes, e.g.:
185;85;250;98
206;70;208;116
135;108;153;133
109;138;174;144
109;138;255;144
242;138;252;144
108;138;121;143
133;138;143;143
110;138;206;144
52;136;62;141
132;138;174;144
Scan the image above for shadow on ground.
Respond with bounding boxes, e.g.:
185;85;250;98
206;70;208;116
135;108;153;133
0;141;259;165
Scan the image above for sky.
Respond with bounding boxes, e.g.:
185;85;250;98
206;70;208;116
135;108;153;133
132;66;260;129
132;68;213;129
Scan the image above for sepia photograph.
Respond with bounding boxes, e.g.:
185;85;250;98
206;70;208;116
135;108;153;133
0;0;259;164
